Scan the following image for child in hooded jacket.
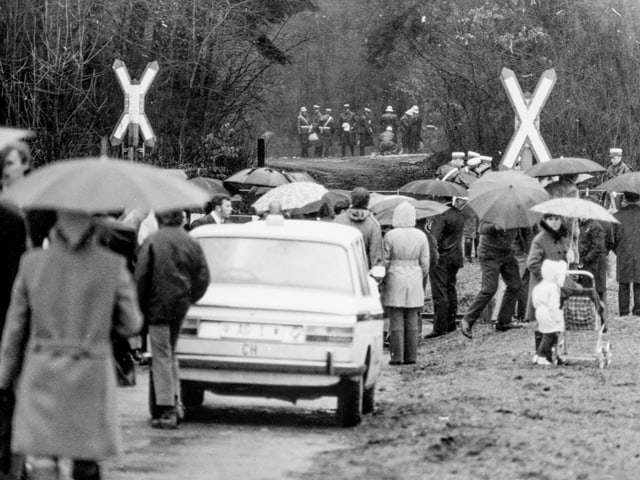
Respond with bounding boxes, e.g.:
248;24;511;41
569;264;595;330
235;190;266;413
531;259;568;365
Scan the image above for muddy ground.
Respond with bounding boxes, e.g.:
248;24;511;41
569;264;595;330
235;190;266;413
265;156;640;480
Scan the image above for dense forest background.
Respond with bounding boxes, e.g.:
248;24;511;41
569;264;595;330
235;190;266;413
1;0;639;175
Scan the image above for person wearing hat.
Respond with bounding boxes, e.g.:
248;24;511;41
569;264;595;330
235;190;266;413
380;106;399;141
398;108;415;154
339;104;356;157
408;105;422;154
355;107;374;156
317;107;335;157
477;155;493;176
378;126;399;155
296;106;311;158
436;151;465;181
310;105;323;157
604;147;632;182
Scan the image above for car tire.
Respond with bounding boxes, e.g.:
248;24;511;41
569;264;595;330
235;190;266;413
180;381;205;407
148;369;163;419
337;376;363;427
362;385;375;414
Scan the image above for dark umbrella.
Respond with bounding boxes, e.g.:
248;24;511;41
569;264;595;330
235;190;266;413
368;195;449;226
293;190;351;215
399;179;468;198
467;170;549;229
224;167;292;188
525;157;605;178
187;177;230;196
597;172;640;194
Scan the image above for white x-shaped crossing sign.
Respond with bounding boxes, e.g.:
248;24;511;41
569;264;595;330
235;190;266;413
110;59;159;148
499;68;556;169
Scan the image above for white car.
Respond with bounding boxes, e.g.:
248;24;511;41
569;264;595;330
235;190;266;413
169;215;384;426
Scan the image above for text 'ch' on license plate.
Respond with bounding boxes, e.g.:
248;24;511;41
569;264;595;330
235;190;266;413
198;321;303;342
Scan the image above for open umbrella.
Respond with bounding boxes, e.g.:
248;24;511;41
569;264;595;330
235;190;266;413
525;157;605;178
530;197;618;223
399;179;468;198
187;177;229;196
294;189;350;215
467;170;549;229
224;167;292;188
252;181;328;214
1;156;210;214
0;127;33;149
368;195;449;226
597;172;640;194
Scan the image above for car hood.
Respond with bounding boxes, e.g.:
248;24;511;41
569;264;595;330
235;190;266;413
194;284;374;316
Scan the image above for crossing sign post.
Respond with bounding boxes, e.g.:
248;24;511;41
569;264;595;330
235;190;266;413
110;59;159;161
499;68;556;169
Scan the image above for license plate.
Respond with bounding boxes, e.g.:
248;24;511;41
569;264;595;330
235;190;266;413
198;321;303;342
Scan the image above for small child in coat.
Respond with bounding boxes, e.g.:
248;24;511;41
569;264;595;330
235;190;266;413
531;259;568;365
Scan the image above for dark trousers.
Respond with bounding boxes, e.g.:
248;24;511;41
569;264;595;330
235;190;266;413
388;307;420;364
618;282;640;316
429;263;460;335
464;238;475;260
534;330;559;361
464;254;521;326
516;268;530;320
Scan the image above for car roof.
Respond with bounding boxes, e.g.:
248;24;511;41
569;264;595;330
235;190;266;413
190;218;363;246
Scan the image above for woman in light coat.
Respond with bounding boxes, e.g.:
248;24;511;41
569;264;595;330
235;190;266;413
0;211;142;479
381;202;430;365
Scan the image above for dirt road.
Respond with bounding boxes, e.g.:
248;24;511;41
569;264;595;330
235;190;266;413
104;371;350;480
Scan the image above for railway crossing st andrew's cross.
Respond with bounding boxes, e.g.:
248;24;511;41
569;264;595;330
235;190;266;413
499;68;556;169
110;59;159;160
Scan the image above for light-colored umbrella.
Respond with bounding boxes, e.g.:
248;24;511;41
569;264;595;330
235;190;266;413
597;172;640;194
399;179;468;197
1;156;210;214
525;157;605;177
368;195;449;226
252;181;328;213
530;198;619;223
0;127;33;150
224;167;292;188
467;170;549;228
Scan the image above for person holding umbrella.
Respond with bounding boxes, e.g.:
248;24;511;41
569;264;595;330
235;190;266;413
0;210;143;479
459;221;523;338
612;191;640;316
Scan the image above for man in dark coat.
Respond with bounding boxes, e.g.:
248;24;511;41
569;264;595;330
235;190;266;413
0;199;25;338
355;107;374;156
190;194;232;229
338;104;356;157
333;187;383;268
380;106;399;140
612;191;640;316
424;201;465;338
460;222;522;339
408;106;422;153
135;210;210;428
578;217;607;303
398;108;413;154
317;108;335;157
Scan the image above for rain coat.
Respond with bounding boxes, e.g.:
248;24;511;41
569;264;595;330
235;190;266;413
613;202;640;283
333;208;383;268
531;259;567;333
0;228;142;460
381;202;430;308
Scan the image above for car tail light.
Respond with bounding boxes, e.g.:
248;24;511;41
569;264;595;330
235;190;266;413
305;326;353;344
180;317;199;336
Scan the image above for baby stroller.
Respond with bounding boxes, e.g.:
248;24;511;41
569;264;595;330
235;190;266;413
553;270;611;368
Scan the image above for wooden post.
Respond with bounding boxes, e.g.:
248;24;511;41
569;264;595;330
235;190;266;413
257;138;265;167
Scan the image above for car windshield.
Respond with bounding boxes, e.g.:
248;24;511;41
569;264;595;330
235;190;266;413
199;237;354;293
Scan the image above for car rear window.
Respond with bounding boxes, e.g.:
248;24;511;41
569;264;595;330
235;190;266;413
199;237;354;293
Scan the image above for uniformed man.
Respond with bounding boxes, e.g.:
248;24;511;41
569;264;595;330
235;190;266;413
339;104;356;157
296;106;311;158
380;105;399;141
311;105;322;157
436;151;465;181
355;107;374;156
317;108;335;157
604;147;632;182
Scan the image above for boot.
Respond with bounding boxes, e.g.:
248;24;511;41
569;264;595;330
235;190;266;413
404;330;418;364
389;331;404;365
